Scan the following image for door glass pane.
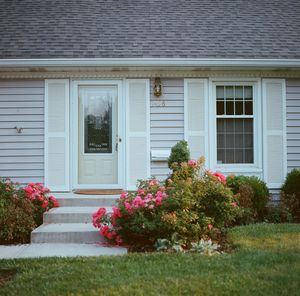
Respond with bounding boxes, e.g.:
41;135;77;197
84;93;113;153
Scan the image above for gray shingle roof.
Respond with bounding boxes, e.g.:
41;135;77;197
0;0;299;59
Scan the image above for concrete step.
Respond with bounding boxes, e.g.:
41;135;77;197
53;193;119;207
31;223;104;244
0;244;127;259
43;207;112;223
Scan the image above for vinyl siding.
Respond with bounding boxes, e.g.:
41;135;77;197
286;79;300;172
0;80;44;184
150;78;184;179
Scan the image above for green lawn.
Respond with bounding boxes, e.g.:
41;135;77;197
1;224;300;296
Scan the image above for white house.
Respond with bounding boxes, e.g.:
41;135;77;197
0;0;299;196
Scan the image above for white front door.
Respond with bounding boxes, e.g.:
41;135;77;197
73;81;124;189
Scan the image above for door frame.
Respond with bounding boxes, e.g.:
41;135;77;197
71;79;125;189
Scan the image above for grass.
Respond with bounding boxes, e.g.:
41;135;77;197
0;223;299;296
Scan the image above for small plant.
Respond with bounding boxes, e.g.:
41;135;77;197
281;169;300;222
191;239;220;256
168;140;190;170
154;233;184;252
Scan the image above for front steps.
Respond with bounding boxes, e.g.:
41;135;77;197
43;207;113;223
31;223;105;243
31;193;122;247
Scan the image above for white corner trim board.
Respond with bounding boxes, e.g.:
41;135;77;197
45;79;70;191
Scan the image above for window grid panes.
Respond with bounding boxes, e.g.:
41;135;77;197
216;85;254;164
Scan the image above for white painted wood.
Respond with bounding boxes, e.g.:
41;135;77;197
208;78;262;177
72;80;125;190
184;79;209;163
78;85;118;185
126;79;150;189
262;79;286;189
45;79;70;191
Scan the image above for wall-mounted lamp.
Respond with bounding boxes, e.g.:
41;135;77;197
154;77;162;97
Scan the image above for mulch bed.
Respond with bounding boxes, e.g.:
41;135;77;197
0;269;17;288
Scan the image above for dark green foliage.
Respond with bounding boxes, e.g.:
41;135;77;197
265;205;293;223
227;175;270;222
167;140;190;170
281;169;300;221
0;179;36;244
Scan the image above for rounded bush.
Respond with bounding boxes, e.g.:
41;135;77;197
281;169;300;221
227;175;270;221
168;140;190;170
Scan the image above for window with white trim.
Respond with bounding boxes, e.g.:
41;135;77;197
216;85;254;164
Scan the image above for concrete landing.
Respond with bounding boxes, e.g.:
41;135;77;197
0;243;127;259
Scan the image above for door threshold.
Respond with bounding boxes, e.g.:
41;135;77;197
73;189;123;195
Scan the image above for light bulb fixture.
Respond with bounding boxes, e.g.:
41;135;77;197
154;77;162;97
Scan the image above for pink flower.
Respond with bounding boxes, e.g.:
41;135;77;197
187;159;197;168
212;172;226;184
41;200;49;209
132;196;145;208
5;187;11;191
100;225;110;237
92;208;107;228
159;186;166;192
112;206;122;219
120;192;128;199
124;202;133;215
28;182;35;187
231;202;237;207
155;195;163;206
207;224;213;230
53;200;60;208
149;179;159;187
137;189;145;196
24;186;34;195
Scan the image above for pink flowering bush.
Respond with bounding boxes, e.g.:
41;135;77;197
0;178;59;244
23;182;59;224
93;157;241;250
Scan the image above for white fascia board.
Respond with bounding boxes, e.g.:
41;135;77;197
1;58;300;68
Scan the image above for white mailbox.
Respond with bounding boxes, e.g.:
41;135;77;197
151;149;171;161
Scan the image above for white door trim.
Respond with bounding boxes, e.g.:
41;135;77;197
71;79;125;189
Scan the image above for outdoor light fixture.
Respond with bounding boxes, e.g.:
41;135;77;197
154;77;162;97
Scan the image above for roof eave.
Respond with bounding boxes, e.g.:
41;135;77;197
1;58;300;68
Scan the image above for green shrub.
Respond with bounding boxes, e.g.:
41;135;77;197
168;140;190;170
0;179;59;244
265;205;293;223
281;169;300;222
0;179;36;244
92;158;241;250
227;175;270;222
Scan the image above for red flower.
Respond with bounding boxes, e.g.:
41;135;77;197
207;224;213;230
41;200;49;209
112;206;122;219
212;172;226;184
92;208;107;228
